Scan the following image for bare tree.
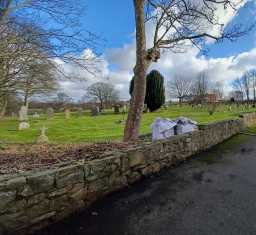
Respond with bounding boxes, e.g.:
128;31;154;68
211;81;224;101
0;21;58;112
191;71;210;103
0;1;100;66
168;75;192;105
0;0;100;115
124;0;253;141
229;90;243;102
248;69;256;103
56;92;72;104
86;82;119;110
16;59;58;106
232;73;251;102
232;77;243;93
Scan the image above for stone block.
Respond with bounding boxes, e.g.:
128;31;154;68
30;211;56;225
55;165;84;188
0;177;26;193
69;183;87;201
27;199;51;220
49;195;70;212
27;193;47;207
120;156;129;173
27;170;55;193
141;166;153;176
0;191;16;212
48;185;72;198
152;162;161;173
127;171;141;184
88;178;109;193
85;157;121;182
128;151;145;167
0;211;28;232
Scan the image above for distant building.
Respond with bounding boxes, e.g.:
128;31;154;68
206;93;217;103
191;93;217;104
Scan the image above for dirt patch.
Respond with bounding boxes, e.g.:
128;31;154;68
0;142;134;174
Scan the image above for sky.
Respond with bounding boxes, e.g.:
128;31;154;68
59;0;256;101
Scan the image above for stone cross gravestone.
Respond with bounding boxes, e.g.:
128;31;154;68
33;112;40;119
77;107;83;117
19;106;28;121
37;126;49;144
47;107;54;119
65;109;71;119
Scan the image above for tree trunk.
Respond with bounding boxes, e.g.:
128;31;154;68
0;99;7;118
254;87;256;103
99;100;103;111
24;94;28;107
124;0;149;142
178;97;182;106
246;90;250;106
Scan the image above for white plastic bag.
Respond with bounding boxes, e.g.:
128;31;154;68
151;117;177;141
151;117;198;141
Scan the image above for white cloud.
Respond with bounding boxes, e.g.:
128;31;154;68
58;46;256;101
56;1;254;101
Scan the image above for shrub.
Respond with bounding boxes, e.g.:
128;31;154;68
129;70;165;112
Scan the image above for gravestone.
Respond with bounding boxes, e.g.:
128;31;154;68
11;112;16;118
65;109;71;119
122;104;127;113
91;106;99;116
19;106;28;121
47;107;54;119
114;105;120;114
19;122;30;130
77;108;83;117
37;126;49;144
33;112;40;119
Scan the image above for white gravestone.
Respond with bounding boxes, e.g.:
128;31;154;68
65;109;71;119
47;107;54;119
19;106;28;121
33;112;40;119
37;126;49;144
19;122;30;130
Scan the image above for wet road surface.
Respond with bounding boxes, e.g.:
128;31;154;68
35;134;256;235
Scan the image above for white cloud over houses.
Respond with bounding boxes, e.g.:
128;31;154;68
57;1;256;101
58;45;256;101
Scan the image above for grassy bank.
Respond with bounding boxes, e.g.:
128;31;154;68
0;104;255;144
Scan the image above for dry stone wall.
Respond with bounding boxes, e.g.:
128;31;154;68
1;113;256;235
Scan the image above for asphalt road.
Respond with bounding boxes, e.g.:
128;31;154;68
36;134;256;235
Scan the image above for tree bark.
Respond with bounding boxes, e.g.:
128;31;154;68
0;99;7;118
124;0;149;141
178;97;182;106
254;88;256;103
24;92;29;106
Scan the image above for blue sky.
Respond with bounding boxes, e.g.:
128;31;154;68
206;1;256;58
84;1;135;49
60;1;256;100
83;0;256;58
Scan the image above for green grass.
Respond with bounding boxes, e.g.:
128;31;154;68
0;104;255;144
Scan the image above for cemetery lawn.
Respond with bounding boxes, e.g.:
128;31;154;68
0;105;255;144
